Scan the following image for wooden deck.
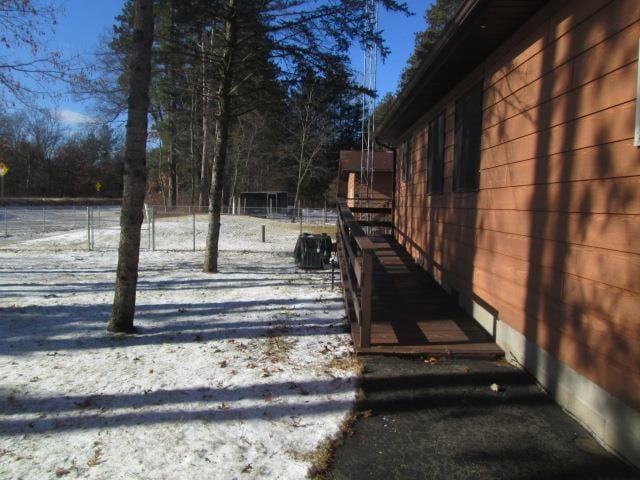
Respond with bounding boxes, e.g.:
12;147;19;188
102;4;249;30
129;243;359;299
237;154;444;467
348;235;503;358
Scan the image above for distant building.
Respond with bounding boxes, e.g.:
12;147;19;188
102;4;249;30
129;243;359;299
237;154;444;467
238;191;289;215
337;150;393;208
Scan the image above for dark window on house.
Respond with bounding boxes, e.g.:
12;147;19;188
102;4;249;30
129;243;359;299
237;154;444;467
427;111;446;194
453;82;484;192
402;138;411;182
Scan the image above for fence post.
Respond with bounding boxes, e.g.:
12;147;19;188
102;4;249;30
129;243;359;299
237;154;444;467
87;207;91;251
243;198;247;215
3;207;7;237
192;209;196;251
299;202;303;234
151;207;156;251
324;200;327;223
42;207;45;233
360;248;373;348
261;225;265;243
147;207;151;250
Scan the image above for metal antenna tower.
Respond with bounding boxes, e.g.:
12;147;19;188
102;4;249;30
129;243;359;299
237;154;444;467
360;0;379;205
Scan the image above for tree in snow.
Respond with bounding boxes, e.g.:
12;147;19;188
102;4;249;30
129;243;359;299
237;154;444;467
109;0;155;333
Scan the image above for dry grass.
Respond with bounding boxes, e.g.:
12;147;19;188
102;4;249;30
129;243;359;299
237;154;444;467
302;355;364;479
304;408;359;479
328;353;364;376
264;324;295;363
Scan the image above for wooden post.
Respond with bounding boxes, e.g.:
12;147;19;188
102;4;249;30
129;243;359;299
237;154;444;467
360;248;373;348
323;199;327;223
92;209;96;249
87;207;91;251
151;207;156;251
192;210;196;251
261;225;265;243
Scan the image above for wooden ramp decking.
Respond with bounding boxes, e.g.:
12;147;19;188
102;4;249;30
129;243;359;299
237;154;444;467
349;235;503;358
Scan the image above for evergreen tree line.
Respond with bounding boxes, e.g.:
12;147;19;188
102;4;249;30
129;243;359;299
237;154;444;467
0;110;123;197
78;0;380;209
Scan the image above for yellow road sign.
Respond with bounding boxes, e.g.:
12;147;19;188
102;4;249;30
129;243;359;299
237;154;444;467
0;162;8;177
95;181;102;192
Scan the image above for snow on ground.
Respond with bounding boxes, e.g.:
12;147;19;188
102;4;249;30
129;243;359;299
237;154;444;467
0;215;356;479
0;207;320;252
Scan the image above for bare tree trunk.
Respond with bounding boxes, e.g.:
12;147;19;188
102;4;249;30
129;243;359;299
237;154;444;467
168;0;178;206
290;161;304;223
199;116;211;206
230;151;239;204
198;30;212;207
290;115;308;223
109;0;154;333
168;104;177;205
204;0;236;273
189;84;197;205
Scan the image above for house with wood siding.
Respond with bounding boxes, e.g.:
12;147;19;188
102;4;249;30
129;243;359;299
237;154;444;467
337;150;393;207
376;0;640;469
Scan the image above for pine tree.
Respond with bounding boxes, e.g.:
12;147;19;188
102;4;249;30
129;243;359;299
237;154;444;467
398;0;462;90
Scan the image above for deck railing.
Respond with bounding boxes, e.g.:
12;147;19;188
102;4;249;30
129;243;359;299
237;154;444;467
336;200;392;348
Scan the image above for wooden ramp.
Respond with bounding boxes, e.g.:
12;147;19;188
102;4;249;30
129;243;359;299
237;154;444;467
348;235;502;358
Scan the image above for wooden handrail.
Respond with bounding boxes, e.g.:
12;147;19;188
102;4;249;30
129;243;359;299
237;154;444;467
336;200;390;349
349;206;392;214
338;201;374;252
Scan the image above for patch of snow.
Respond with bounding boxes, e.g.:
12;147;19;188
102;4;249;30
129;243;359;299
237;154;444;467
0;215;354;479
2;213;314;253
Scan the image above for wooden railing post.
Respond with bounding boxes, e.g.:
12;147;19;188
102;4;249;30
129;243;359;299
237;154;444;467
360;248;373;348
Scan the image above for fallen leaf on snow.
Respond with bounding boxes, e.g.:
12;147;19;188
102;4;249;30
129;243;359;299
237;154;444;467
87;448;103;467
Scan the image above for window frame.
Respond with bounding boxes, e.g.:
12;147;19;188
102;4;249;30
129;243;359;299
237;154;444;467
402;137;411;183
453;81;484;193
426;110;446;195
635;39;640;147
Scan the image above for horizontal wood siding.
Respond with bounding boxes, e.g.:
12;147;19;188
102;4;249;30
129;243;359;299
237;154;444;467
394;0;640;409
372;172;393;202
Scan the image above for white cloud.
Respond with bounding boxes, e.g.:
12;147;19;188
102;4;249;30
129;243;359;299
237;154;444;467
56;109;97;125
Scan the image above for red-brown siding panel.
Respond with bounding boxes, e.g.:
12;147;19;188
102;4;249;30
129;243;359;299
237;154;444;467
393;0;640;409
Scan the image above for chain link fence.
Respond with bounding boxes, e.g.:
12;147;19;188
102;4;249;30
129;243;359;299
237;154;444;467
0;204;337;251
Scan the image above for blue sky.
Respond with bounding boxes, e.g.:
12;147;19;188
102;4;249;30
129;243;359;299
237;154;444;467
352;0;428;98
24;0;429;125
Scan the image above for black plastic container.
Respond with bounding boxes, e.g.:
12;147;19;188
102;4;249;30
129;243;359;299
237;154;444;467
294;233;333;269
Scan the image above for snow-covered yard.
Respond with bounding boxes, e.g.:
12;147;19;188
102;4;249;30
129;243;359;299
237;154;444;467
0;214;356;479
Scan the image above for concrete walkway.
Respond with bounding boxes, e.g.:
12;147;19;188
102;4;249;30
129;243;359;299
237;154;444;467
327;356;638;480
